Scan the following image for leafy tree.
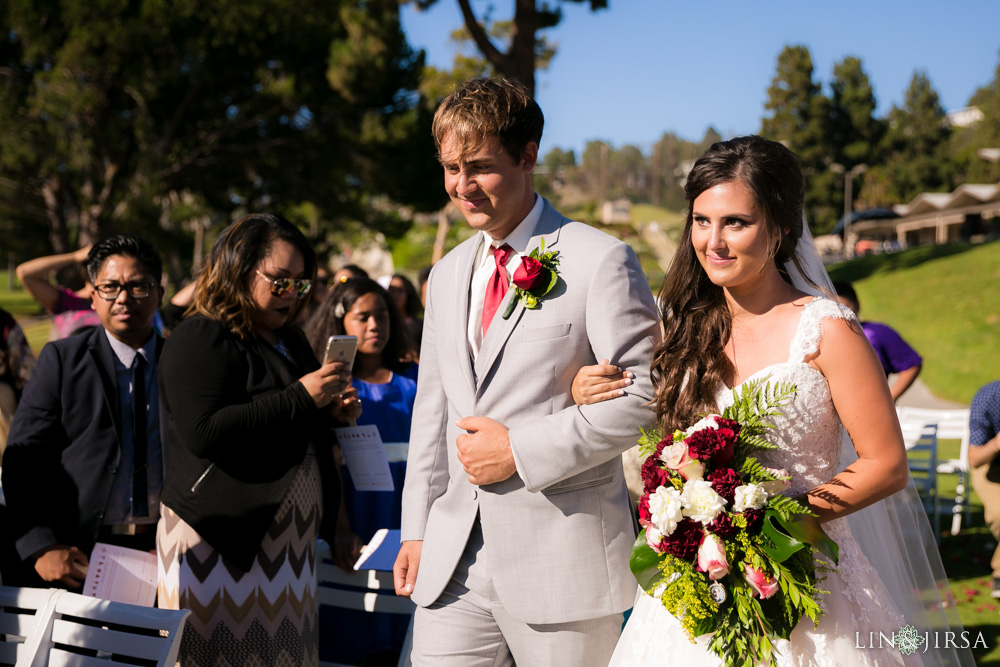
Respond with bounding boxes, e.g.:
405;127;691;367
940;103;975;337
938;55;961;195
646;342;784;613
760;45;837;233
879;71;953;203
0;0;442;275
951;49;1000;186
697;127;723;155
650;131;701;211
542;146;577;172
830;57;885;167
412;0;607;96
828;57;886;214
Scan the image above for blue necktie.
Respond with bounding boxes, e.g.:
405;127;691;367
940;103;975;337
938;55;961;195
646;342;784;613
131;354;148;518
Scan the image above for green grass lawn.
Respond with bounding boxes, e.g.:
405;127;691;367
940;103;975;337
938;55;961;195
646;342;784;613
828;241;1000;404
0;283;51;356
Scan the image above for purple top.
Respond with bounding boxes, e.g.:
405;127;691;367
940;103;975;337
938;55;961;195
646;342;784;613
861;321;922;376
51;286;101;339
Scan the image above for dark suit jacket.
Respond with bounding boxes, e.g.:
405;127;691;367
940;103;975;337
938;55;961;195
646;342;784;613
2;326;164;561
158;316;340;572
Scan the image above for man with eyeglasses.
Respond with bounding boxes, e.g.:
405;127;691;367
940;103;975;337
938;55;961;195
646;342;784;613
3;234;166;588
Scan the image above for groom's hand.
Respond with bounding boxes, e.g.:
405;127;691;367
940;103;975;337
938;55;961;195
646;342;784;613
394;540;422;597
456;416;517;486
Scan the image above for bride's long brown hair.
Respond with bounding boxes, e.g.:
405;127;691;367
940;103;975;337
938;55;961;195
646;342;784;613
651;135;820;432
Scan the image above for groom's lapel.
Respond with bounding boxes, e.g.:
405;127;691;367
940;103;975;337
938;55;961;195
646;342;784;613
473;201;564;394
474;288;525;392
455;234;482;398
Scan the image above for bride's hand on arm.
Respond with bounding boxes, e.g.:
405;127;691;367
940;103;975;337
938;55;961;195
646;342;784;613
571;359;634;406
806;318;909;523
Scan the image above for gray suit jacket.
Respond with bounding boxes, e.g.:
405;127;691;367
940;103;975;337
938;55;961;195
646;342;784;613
400;199;659;624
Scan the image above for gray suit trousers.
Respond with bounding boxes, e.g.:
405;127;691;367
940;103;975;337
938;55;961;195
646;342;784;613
410;518;623;667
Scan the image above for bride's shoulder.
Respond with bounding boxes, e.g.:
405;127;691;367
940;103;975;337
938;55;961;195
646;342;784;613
801;295;855;319
790;296;861;363
801;297;869;361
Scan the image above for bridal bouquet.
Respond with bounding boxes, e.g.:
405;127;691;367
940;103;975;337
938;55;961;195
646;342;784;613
630;378;839;667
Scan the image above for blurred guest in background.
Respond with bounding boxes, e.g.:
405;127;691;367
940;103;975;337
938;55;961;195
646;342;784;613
16;245;100;339
834;281;922;402
417;266;432;308
333;263;369;285
156;213;359;666
387;273;423;354
3;234;164;587
305;277;416;665
968;380;1000;598
0;307;35;455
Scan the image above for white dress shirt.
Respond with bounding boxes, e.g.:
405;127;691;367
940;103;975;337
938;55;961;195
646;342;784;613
467;195;543;358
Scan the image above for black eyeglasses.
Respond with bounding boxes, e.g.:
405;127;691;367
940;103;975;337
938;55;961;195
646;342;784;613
93;281;158;300
255;270;312;299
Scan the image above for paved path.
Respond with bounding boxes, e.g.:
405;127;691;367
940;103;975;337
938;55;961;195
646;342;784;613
895;378;967;410
638;221;676;272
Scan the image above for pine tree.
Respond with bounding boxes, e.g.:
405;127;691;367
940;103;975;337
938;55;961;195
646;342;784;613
760;45;837;233
881;71;953;203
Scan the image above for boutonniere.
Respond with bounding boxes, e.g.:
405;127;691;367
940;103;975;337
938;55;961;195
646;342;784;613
502;239;560;319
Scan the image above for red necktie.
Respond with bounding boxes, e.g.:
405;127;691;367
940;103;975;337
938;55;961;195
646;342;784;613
482;244;513;336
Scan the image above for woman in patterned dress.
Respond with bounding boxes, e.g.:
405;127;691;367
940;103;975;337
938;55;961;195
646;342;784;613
157;213;360;666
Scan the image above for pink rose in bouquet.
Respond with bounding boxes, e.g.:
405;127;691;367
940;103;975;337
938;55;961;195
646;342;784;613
512;257;545;290
661;442;705;481
761;468;792;495
697;533;730;580
744;565;780;599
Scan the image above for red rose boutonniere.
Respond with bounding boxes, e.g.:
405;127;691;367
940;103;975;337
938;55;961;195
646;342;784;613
502;238;560;319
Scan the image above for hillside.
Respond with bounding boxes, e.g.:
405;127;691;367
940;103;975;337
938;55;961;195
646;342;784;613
827;240;1000;404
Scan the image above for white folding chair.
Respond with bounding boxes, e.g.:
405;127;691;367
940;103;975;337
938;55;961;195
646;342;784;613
317;541;415;667
897;407;972;535
0;586;60;666
901;420;941;540
21;590;190;667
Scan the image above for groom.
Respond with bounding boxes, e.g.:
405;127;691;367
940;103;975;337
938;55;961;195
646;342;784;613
394;77;659;665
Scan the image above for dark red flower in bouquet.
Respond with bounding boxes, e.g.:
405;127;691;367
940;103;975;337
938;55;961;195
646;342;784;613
512;257;545;290
641;440;672;492
684;420;740;466
638;493;652;528
707;468;741;504
661;519;704;561
742;508;765;534
708;512;738;538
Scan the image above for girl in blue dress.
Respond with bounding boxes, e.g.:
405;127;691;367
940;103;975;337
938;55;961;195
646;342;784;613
305;277;417;665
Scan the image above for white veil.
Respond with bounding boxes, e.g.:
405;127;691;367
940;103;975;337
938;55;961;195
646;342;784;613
788;220;975;666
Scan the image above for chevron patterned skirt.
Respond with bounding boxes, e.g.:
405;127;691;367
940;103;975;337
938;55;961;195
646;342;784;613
157;452;322;667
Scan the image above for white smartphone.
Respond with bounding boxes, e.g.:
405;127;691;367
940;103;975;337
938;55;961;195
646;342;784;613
325;335;358;369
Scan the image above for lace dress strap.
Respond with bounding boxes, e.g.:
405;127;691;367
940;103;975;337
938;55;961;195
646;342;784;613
786;297;856;364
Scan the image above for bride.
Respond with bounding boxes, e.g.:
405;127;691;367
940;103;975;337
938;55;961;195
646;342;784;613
575;136;973;666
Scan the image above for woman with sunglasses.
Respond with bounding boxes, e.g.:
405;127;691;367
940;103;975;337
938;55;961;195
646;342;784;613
157;213;360;666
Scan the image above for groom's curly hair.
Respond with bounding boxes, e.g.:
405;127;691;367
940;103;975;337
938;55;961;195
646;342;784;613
651;135;822;432
431;77;543;165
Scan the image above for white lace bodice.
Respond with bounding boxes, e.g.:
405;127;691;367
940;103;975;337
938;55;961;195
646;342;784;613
715;297;853;497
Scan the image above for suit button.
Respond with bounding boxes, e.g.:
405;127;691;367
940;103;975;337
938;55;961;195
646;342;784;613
108;465;117;474
471;489;478;500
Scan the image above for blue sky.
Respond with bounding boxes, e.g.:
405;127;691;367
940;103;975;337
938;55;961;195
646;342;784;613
401;0;1000;156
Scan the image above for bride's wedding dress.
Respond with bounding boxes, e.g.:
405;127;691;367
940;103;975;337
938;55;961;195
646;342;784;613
609;297;972;667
